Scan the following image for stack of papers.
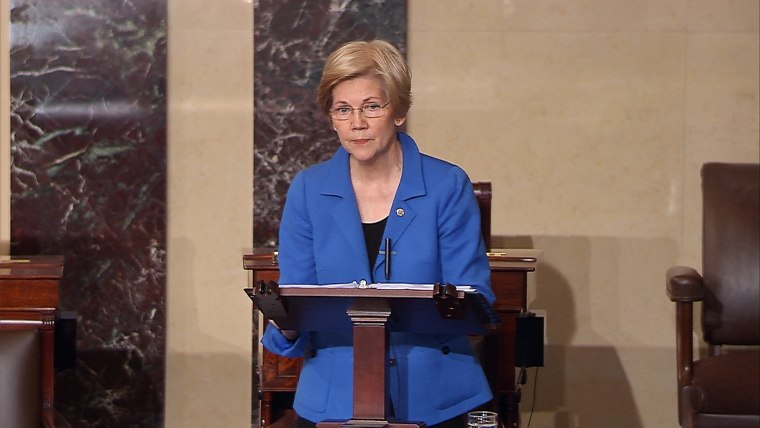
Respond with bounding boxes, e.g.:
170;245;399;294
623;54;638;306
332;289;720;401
278;282;477;293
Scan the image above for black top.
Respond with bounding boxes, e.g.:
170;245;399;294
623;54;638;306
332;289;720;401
362;216;388;280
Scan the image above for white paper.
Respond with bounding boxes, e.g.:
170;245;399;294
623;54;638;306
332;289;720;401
278;282;477;293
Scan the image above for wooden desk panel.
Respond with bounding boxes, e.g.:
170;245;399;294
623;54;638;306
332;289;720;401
244;251;537;428
0;255;63;428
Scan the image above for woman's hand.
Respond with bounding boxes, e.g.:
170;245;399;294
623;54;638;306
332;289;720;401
268;319;300;341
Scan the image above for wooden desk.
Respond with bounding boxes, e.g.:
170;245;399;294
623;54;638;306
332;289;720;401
244;250;538;428
0;255;64;428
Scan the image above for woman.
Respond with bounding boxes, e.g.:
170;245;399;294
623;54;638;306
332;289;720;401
262;39;495;428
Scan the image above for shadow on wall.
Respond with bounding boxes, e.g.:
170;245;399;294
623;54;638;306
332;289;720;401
164;237;255;427
495;236;645;428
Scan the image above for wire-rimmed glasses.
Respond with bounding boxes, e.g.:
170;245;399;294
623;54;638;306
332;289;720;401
329;102;390;120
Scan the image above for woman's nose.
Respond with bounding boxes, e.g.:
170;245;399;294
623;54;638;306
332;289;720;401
350;111;368;128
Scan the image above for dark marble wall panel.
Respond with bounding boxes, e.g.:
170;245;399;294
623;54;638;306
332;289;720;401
9;1;167;426
253;0;407;247
253;1;406;425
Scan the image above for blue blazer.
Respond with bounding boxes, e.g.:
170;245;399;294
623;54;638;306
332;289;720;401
262;132;495;425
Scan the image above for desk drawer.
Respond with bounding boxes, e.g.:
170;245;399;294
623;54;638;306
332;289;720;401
490;271;527;311
0;279;59;308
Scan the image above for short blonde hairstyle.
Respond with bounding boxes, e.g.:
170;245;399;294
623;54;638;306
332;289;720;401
317;40;412;117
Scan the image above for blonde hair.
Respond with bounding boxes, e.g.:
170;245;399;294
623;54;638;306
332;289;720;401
317;40;412;117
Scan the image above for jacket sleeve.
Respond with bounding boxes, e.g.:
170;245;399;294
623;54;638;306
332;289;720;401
260;171;315;357
261;325;308;357
438;167;495;304
277;171;318;285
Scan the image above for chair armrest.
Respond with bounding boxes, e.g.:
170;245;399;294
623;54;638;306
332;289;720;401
666;266;704;302
666;266;702;398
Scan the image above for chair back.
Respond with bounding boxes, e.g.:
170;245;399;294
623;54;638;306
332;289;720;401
473;182;492;251
701;163;760;346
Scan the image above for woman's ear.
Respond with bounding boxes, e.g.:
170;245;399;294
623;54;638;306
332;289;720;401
394;117;406;126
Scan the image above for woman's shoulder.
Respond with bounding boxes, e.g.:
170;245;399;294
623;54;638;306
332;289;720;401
400;135;465;176
419;152;471;183
419;151;458;170
292;155;338;183
288;150;350;199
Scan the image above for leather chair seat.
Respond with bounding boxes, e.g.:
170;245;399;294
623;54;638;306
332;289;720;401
684;351;760;415
691;414;760;428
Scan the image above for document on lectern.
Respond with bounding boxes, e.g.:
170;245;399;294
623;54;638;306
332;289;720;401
277;282;478;293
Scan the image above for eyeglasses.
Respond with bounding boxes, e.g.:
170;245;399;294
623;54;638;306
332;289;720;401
329;102;390;120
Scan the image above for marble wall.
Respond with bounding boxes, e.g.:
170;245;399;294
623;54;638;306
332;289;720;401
9;1;167;426
253;0;407;247
250;1;405;423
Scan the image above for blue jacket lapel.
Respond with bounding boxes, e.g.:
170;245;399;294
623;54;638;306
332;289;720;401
318;133;428;279
385;133;425;242
320;147;368;263
381;133;427;275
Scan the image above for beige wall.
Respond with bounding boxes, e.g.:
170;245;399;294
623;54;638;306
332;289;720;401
1;0;10;251
165;0;254;427
407;1;758;427
173;0;758;427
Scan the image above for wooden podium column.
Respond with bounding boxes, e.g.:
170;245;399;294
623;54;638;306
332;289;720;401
248;281;502;428
347;298;391;421
317;297;422;428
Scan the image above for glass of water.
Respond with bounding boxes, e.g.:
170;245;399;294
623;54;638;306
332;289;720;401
467;410;498;428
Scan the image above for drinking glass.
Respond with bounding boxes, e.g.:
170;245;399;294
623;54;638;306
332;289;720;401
467;410;498;428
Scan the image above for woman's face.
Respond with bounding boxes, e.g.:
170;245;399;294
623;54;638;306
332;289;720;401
330;75;405;165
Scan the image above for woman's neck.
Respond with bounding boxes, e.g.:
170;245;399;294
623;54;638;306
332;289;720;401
350;143;403;223
349;141;403;182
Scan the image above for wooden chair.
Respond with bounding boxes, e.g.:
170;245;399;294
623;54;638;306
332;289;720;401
472;182;492;251
666;163;760;427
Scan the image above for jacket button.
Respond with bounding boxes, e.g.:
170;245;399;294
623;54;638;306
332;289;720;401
389;358;396;366
441;346;450;355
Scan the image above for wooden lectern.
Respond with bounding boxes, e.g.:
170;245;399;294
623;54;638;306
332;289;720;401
244;250;538;428
245;280;500;428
